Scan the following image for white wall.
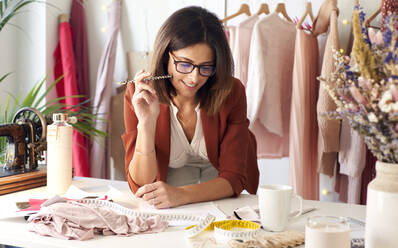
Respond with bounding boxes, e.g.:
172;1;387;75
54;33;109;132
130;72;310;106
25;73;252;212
0;24;17;116
0;0;381;200
0;1;46;115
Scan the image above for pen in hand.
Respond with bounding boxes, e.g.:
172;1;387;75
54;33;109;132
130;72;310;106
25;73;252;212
116;74;172;85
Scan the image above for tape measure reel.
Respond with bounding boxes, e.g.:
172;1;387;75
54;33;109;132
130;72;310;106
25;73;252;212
185;215;261;243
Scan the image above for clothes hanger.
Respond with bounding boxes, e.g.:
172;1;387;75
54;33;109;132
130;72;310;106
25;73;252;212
221;3;251;23
274;2;292;22
364;0;382;29
296;1;314;29
257;3;270;16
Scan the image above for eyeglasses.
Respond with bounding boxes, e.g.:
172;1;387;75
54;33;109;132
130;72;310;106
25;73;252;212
170;53;216;77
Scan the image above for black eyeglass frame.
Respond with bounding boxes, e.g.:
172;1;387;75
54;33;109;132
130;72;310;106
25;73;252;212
169;53;216;77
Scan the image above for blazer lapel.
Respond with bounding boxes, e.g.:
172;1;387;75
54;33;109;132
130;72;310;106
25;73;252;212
201;110;219;167
155;104;171;181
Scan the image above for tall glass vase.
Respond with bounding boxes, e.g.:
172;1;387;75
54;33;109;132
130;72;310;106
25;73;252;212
365;161;398;247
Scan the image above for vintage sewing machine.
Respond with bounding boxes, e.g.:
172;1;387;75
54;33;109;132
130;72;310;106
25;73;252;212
0;107;47;195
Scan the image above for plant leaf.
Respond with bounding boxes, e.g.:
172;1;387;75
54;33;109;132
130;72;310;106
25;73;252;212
0;72;12;83
30;74;47;107
4;95;10;122
34;74;63;107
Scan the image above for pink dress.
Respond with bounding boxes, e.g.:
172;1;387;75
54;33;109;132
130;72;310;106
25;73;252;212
289;29;320;200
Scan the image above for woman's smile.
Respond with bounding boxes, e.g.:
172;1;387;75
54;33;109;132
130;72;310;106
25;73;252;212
181;79;198;89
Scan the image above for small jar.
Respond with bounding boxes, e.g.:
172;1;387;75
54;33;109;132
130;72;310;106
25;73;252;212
305;216;350;248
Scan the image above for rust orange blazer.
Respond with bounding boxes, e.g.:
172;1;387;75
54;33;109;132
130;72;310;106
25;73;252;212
122;78;259;196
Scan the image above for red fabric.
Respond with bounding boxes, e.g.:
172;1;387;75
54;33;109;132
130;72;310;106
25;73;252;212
70;0;90;106
53;21;90;177
70;0;91;165
53;47;66;105
122;78;259;195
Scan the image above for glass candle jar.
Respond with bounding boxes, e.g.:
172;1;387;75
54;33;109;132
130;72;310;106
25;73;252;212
305;216;351;248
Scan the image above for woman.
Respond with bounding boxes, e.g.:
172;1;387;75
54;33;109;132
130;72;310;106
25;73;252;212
122;6;259;209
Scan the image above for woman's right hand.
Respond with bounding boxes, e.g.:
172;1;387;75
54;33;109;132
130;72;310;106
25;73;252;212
131;70;160;126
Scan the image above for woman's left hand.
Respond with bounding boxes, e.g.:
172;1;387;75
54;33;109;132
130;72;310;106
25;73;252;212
135;181;187;209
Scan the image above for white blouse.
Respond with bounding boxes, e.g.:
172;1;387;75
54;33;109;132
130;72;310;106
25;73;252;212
168;102;210;168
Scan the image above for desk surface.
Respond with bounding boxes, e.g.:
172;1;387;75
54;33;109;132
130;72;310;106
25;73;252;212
0;177;365;248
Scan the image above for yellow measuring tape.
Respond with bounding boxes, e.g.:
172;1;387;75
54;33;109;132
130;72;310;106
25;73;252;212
185;215;261;243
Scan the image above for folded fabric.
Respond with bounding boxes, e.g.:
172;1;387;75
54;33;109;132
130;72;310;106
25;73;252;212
27;197;167;240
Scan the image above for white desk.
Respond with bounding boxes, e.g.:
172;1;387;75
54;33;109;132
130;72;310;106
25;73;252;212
0;177;366;248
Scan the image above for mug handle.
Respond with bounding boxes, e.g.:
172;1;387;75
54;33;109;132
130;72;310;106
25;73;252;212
290;193;303;219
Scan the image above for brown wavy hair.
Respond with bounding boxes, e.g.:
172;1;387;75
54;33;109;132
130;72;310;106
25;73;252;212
150;6;234;115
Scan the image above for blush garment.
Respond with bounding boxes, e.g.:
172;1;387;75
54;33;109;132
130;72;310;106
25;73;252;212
312;0;341;177
27;200;167;240
226;26;237;55
232;15;259;86
288;29;319;200
338;121;366;203
245;12;296;159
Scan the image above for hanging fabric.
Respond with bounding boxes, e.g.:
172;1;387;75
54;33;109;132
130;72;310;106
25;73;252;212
53;14;90;177
232;15;258;87
288;1;319;200
70;0;90;107
245;12;296;159
69;0;91;168
90;0;122;178
313;0;340;177
337;121;366;203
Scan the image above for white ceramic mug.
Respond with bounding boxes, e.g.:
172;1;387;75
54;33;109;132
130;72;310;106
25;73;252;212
258;184;303;232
